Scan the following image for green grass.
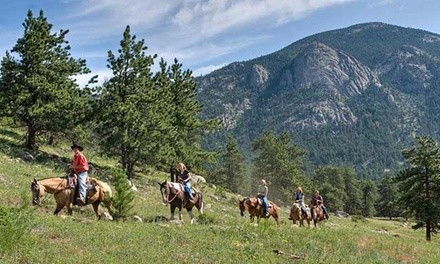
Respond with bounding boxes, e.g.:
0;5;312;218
1;125;440;263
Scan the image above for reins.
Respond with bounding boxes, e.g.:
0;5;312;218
166;186;182;203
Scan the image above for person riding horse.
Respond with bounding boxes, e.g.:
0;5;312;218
310;190;329;219
69;143;89;206
256;179;269;217
289;186;307;220
176;163;195;204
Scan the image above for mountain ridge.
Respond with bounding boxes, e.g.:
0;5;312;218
196;22;440;179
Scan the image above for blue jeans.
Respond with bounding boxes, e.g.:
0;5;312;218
258;195;268;215
77;171;88;202
184;181;193;199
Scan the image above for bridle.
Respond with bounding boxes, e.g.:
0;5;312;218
31;178;67;205
161;182;182;204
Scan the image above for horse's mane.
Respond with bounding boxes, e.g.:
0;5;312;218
35;176;66;181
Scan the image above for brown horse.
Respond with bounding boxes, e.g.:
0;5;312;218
239;197;280;225
311;205;326;227
31;177;113;219
159;180;203;224
290;203;311;227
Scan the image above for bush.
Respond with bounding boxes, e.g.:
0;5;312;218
0;192;34;255
111;168;135;221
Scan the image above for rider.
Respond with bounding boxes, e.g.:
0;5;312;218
257;179;269;217
69;143;89;206
176;163;195;204
289;186;307;219
310;190;329;219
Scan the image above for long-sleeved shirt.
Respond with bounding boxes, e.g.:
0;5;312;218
73;151;89;173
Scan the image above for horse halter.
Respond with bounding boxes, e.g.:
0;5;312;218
31;181;42;205
160;182;182;205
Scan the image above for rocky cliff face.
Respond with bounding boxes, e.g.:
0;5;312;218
196;22;440;179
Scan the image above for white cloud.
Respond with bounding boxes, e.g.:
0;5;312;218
193;63;228;76
73;69;113;87
60;0;360;72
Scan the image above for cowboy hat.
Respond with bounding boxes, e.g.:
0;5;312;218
71;143;83;151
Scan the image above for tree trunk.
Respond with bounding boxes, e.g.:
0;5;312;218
426;220;431;241
170;167;175;182
26;124;37;150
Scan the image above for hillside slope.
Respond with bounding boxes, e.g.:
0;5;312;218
1;126;440;263
196;22;440;179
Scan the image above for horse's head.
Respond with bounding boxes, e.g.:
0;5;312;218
239;198;249;216
31;179;45;205
159;181;170;205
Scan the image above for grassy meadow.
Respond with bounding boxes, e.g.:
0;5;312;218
1;125;440;264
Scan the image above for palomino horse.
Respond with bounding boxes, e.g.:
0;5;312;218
311;205;326;227
31;177;113;219
239;197;280;225
159;180;204;224
290;203;311;227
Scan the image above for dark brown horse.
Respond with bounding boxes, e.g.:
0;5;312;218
239;197;280;225
311;205;326;227
31;177;113;219
290;202;311;227
159;180;203;224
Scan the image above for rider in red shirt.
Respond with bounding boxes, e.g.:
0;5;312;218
70;144;89;205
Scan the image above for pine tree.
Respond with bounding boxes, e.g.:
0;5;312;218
216;136;248;194
360;180;379;217
376;174;401;219
252;131;307;202
111;168;135;220
0;10;92;149
394;136;440;241
342;168;362;215
95;26;166;178
313;166;347;211
161;59;217;171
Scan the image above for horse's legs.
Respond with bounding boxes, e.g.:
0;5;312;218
54;203;65;215
67;203;73;215
92;201;102;219
187;209;195;224
178;208;183;221
170;206;176;220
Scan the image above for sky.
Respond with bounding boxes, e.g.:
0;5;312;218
1;0;440;86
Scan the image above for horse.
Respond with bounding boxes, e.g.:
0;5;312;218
311;205;326;227
31;176;113;219
290;202;311;227
159;180;204;224
239;197;280;225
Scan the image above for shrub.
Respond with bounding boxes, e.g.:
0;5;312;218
0;192;34;255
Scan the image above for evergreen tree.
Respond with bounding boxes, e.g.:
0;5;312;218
360;180;379;217
313;166;362;214
252;131;306;202
394;136;440;241
342;168;362;215
111;168;135;220
95;26;166;178
0;10;92;149
161;59;217;171
376;174;401;219
313;166;347;211
216;136;248;194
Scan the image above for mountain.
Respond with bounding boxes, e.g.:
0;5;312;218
196;22;440;179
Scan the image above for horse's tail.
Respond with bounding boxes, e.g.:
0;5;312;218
95;180;114;213
197;191;204;214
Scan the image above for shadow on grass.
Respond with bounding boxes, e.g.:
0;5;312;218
0;128;114;180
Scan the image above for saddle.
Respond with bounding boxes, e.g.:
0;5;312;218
66;173;97;205
256;196;272;208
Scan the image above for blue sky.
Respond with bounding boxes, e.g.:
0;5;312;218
1;0;439;85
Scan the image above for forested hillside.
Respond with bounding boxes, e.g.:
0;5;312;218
196;22;440;180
